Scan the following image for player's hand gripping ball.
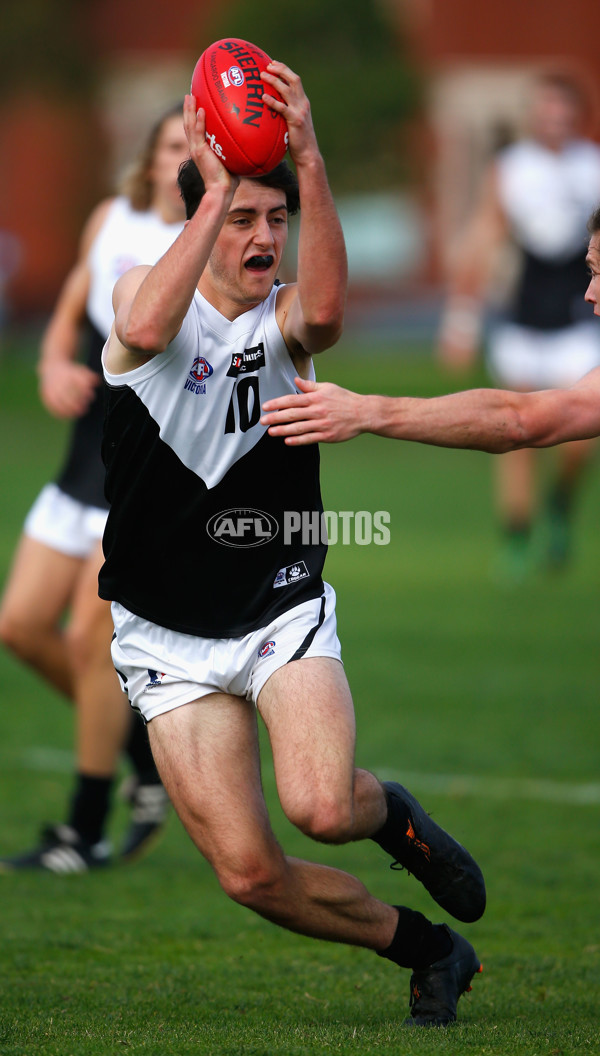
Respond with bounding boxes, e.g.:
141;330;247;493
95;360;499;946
191;38;289;176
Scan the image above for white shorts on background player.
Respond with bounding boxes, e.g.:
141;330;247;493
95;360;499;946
24;483;107;559
111;582;342;723
488;320;600;390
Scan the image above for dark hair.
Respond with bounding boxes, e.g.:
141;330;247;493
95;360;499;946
177;158;300;220
119;101;184;211
587;205;600;235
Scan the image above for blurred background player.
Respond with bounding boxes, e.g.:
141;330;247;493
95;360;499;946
0;103;188;872
438;72;600;577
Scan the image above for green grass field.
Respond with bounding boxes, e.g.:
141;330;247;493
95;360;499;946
1;332;599;1055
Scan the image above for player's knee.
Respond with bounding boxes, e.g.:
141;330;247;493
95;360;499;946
0;609;17;651
284;795;354;845
0;609;33;659
217;855;286;910
65;620;94;674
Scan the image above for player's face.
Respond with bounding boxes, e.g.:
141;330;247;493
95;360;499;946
203;181;289;316
149;114;189;221
530;86;580;151
584;235;600;316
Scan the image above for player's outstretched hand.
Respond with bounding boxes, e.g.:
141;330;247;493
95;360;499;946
183;94;239;196
261;376;364;445
39;360;100;419
261;62;318;166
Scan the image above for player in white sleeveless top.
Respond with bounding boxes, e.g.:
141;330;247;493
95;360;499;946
438;73;600;577
0;104;187;873
87;197;186;337
99;69;485;1029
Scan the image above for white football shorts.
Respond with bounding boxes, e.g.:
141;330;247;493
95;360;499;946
488;321;600;390
110;581;342;723
24;483;108;559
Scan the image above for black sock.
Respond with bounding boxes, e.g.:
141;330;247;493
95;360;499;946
548;481;573;519
124;712;161;784
371;787;410;847
378;906;453;969
504;518;531;542
67;773;113;846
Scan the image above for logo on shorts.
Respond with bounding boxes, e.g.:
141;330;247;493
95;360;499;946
145;669;165;690
207;508;279;548
184;356;213;395
273;561;310;588
258;640;276;659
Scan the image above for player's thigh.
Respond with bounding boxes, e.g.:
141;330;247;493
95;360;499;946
558;436;597;472
495;445;535;492
148;692;280;876
257;656;356;823
0;534;82;630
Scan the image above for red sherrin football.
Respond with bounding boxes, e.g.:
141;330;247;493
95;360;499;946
191;38;289;177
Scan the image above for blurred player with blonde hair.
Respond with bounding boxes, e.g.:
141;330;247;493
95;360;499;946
0;102;188;872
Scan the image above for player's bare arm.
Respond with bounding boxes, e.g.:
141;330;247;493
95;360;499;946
438;163;508;370
355;371;600;451
263;62;347;362
263;225;600;445
106;97;238;373
37;199;114;417
262;368;600;451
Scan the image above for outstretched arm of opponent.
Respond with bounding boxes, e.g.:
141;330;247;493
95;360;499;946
261;369;600;451
263;62;347;359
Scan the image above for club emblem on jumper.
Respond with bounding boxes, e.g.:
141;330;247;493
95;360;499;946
115;255;139;278
258;640;276;659
207;508;279;548
184;356;214;395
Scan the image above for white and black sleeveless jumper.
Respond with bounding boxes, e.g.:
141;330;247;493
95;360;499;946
99;285;327;638
496;139;600;330
55;198;183;509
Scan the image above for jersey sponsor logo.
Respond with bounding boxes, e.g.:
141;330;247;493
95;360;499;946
206;508;279;548
258;639;276;659
273;561;310;588
226;343;266;378
184;356;214;395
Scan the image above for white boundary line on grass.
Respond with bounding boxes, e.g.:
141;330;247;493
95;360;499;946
13;749;600;805
378;769;600;806
22;746;73;772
